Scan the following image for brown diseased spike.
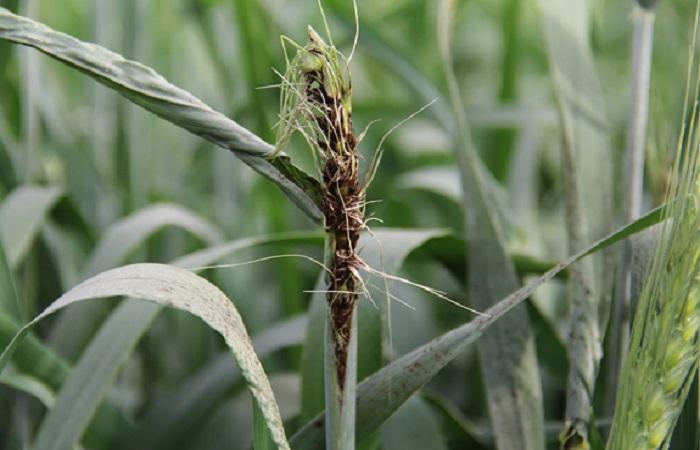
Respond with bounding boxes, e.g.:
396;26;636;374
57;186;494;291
304;62;363;394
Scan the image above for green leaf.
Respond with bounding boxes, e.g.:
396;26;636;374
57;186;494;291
380;395;448;450
396;167;462;203
422;391;490;447
0;372;56;408
6;232;317;450
36;300;158;450
49;202;225;361
420;234;565;283
437;1;544;447
0;184;62;268
82;202;223;278
0;313;70;393
0;7;323;223
0;263;291;450
0;105;18;186
128;314;308;450
290;205;665;449
1;314;126;442
254;399;277;450
0;240;21;321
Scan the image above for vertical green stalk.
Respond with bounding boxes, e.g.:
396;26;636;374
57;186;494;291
608;2;657;413
17;0;39;348
92;0;115;183
324;291;358;450
18;0;38;183
485;0;520;180
560;109;600;449
125;0;150;210
91;0;119;228
535;0;615;445
0;244;21;322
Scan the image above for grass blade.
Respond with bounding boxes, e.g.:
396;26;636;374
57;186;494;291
624;5;656;230
0;314;133;448
0;263;291;450
34;299;158;450
0;372;55;408
0;184;62;268
380;395;448;450
82;203;223;278
291;205;665;449
127;315;308;450
4;232;317;450
438;1;544;448
0;241;21;321
49;202;224;360
0;7;323;222
485;0;522;180
0;313;69;395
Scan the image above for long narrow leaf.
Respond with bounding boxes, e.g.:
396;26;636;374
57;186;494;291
438;1;544;447
82;202;224;278
33;300;159;450
0;372;55;408
0;263;290;450
0;241;21;320
9;232;318;450
0;313;69;394
0;8;323;222
380;396;448;450
0;184;62;268
291;205;665;449
48;202;224;360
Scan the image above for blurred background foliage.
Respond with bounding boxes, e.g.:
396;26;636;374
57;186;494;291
0;0;696;448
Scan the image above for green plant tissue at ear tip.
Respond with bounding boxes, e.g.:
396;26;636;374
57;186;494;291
300;51;324;73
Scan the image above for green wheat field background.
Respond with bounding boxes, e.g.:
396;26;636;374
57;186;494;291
0;0;699;449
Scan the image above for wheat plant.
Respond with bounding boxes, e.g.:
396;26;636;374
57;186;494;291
0;1;699;450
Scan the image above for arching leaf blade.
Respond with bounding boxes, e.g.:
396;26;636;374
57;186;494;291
4;232;319;450
0;8;322;222
0;263;291;450
49;202;224;361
